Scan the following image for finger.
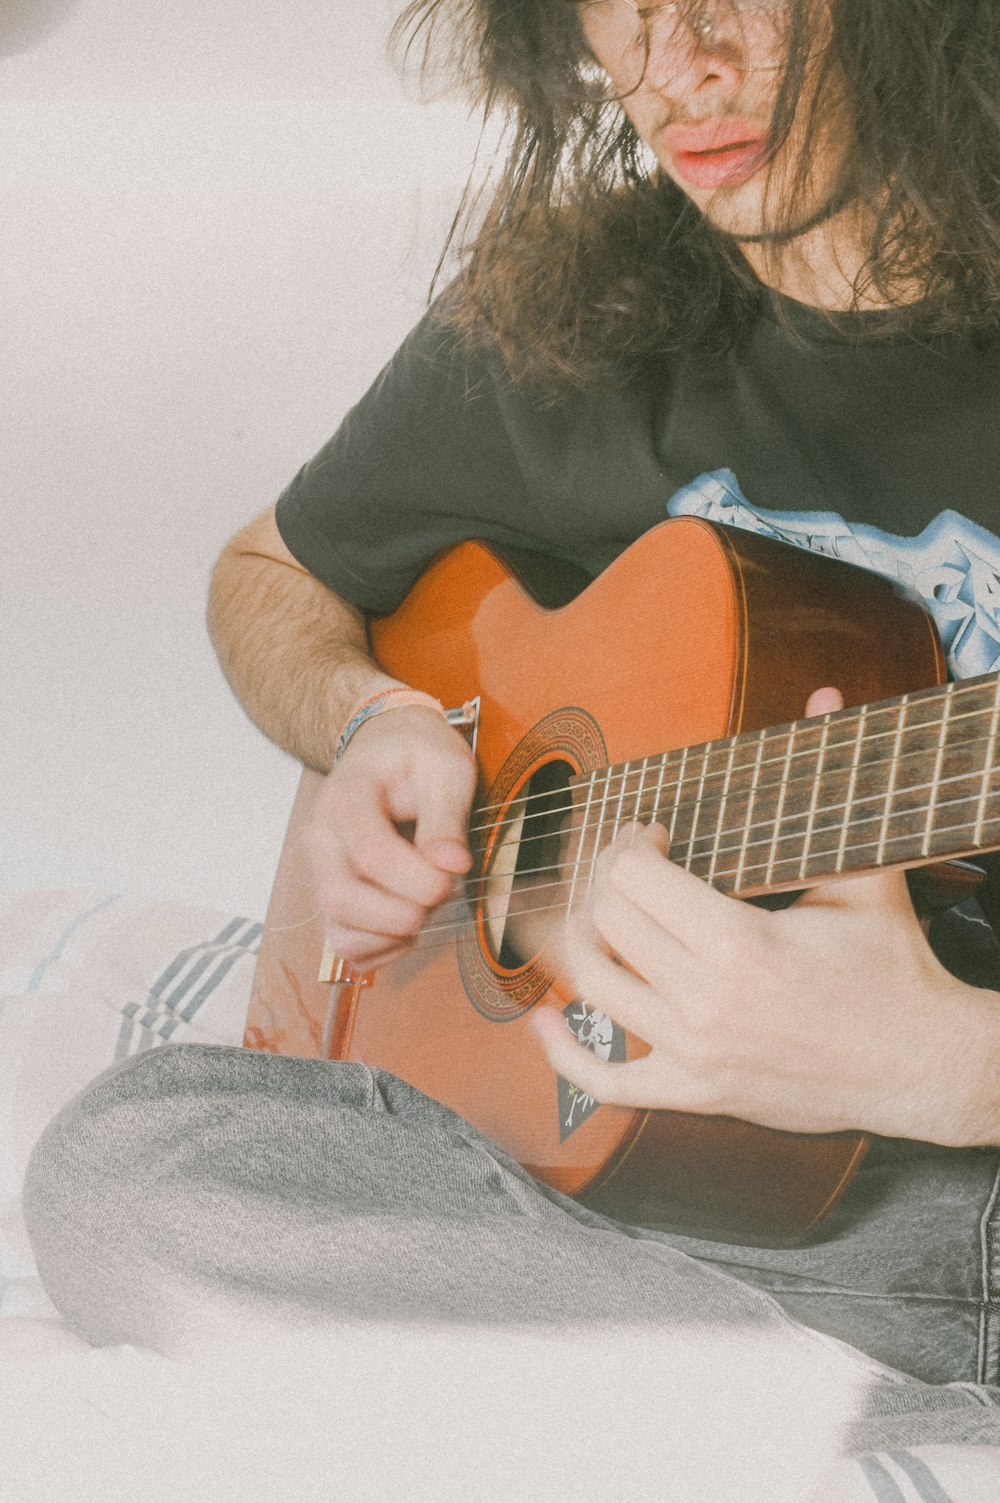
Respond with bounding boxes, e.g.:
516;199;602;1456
398;761;476;874
603;820;669;856
531;1006;678;1109
562;929;668;1040
323;924;416;972
585;881;693;999
805;685;845;717
797;864;917;917
336;804;457;908
600;824;755;957
324;876;430;944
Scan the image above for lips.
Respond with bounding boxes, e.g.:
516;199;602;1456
662;118;771;190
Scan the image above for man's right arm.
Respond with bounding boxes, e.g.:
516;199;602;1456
207;506;478;967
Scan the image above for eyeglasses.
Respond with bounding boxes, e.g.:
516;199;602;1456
577;0;792;47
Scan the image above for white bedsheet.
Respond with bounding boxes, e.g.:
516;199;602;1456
2;889;997;1502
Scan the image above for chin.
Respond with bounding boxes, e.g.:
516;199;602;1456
697;199;777;243
659;168;769;238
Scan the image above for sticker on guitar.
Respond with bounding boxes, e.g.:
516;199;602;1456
558;999;626;1140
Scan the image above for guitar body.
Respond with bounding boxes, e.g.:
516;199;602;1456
246;518;947;1246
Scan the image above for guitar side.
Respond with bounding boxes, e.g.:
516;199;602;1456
245;518;946;1246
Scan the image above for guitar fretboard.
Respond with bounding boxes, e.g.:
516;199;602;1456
571;672;1000;896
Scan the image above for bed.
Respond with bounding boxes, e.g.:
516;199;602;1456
3;887;1000;1502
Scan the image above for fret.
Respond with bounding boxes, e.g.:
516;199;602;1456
834;706;867;873
586;767;615;895
665;743;691;854
767;724;834;889
716;728;785;890
631;755;651;824
726;719;822;891
732;728;768;894
705;738;738;885
973;676;1000;847
876;768;1000;862
619;755;656;831
764;724;796;886
682;741;715;872
566;769;599;918
577;671;1000;908
874;696;908;866
784;708;876;874
834;691;960;867
650;751;669;829
798;713;830;881
920;682;955;857
611;758;632;842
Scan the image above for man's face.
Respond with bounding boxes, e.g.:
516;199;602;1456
580;0;843;246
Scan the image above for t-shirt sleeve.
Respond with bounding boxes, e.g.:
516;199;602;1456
275;300;535;614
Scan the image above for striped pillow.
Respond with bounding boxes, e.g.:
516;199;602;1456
0;890;260;1292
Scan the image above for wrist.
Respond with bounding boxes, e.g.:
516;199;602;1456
922;977;1000;1148
333;687;448;767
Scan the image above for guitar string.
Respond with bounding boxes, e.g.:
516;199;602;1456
453;672;996;825
467;764;1000;904
413;772;1000;945
271;748;999;942
451;739;999;898
460;728;998;870
460;692;998;839
270;766;1000;949
411;804;1000;954
267;685;998;943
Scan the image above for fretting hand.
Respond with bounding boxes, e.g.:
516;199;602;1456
532;690;1000;1147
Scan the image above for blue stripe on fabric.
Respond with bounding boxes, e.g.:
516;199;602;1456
888;1451;956;1503
148;941;207;1001
213;916;250;945
178;949;247;1021
147;920;245;1002
107;918;260;1045
113;1010;135;1063
136;1019;161;1053
26;894;120;993
148;918;259;1013
859;1457;909;1503
160;949;219;1009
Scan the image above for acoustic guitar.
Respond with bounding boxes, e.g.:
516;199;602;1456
244;518;1000;1246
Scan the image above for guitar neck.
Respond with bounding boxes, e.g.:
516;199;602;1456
576;671;1000;897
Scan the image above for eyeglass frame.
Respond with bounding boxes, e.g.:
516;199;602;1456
576;0;792;31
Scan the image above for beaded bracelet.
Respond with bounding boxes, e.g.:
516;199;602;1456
332;687;447;768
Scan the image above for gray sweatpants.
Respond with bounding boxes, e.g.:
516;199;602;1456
21;1043;1000;1461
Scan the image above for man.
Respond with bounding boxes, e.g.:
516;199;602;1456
208;0;1000;1154
23;0;1000;1484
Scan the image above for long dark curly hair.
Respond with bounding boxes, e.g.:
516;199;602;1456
393;0;1000;390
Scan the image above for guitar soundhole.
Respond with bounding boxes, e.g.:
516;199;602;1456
481;757;575;972
457;706;605;1023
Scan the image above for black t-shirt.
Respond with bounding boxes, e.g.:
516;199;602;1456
276;294;1000;640
275;292;1000;982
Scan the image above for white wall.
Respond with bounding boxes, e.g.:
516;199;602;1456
2;0;485;916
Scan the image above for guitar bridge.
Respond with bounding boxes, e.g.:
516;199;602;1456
318;942;372;988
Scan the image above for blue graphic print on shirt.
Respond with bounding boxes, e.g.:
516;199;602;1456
666;469;1000;682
